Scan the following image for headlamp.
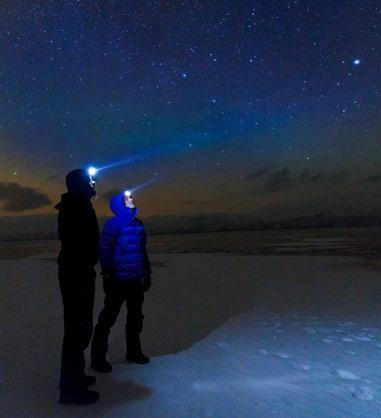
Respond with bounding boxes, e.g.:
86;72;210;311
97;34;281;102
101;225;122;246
87;167;98;177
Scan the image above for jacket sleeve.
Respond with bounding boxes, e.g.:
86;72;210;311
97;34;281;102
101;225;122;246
142;226;152;275
99;219;119;272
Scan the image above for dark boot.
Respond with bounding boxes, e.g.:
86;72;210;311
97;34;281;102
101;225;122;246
59;374;95;389
59;387;100;405
126;351;150;364
126;334;150;364
91;358;112;373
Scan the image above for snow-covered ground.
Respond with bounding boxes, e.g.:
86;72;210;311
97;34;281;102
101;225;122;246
1;253;380;417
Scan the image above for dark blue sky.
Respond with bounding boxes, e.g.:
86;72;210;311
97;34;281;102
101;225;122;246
0;1;380;217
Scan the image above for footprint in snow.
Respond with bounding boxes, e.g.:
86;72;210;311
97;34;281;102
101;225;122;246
341;337;356;342
215;342;228;348
338;321;355;327
335;369;360;381
302;327;317;334
354;336;372;342
350;386;374;401
292;363;311;371
316;327;330;333
275;353;290;359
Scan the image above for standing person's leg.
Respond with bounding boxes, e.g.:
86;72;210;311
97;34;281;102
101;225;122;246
58;264;99;404
79;266;96;376
91;281;125;372
125;281;149;364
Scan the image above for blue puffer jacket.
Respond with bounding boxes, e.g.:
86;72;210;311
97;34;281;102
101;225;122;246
100;193;151;281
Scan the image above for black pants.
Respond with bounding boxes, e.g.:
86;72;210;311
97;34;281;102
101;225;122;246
58;264;96;391
91;280;144;361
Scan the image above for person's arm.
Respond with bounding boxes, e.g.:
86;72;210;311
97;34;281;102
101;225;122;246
100;219;119;293
99;219;119;274
142;226;152;291
142;226;151;273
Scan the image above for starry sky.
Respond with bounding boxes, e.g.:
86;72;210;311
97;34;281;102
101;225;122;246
0;1;380;219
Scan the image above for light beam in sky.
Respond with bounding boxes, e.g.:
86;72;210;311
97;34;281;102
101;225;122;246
92;139;199;174
129;177;162;195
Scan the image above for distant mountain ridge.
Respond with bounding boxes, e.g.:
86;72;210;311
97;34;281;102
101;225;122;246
0;213;380;241
145;213;381;234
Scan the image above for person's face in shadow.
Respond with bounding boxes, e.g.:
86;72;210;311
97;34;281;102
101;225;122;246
66;169;96;199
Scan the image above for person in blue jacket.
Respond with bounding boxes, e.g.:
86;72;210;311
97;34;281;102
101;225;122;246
91;190;151;372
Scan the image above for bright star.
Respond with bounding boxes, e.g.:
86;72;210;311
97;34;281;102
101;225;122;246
353;59;361;65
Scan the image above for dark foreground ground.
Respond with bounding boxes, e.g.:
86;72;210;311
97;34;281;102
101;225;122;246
1;253;381;417
1;226;381;417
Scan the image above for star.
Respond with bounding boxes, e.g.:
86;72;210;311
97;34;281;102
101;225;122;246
353;59;361;66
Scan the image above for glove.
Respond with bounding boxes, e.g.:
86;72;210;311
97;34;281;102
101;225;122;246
142;272;151;292
102;268;115;293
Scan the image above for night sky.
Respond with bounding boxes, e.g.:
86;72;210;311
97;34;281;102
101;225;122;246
0;1;380;219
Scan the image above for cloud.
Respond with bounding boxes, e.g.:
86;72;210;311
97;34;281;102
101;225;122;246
299;169;326;183
46;173;60;183
183;199;213;207
298;169;348;184
329;171;347;181
299;168;312;181
363;174;381;182
0;182;52;212
299;169;318;182
199;200;213;206
263;167;292;192
244;165;354;196
183;199;197;206
246;165;273;181
310;172;324;183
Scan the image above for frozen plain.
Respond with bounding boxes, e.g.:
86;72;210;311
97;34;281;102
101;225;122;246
1;252;381;417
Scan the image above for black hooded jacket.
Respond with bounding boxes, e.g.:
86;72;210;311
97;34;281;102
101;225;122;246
55;192;99;266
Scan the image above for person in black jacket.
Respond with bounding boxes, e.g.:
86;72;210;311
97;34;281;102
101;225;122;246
90;190;151;373
55;169;100;405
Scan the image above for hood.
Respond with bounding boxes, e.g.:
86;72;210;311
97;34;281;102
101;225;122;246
109;192;139;218
55;192;92;211
65;168;96;199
